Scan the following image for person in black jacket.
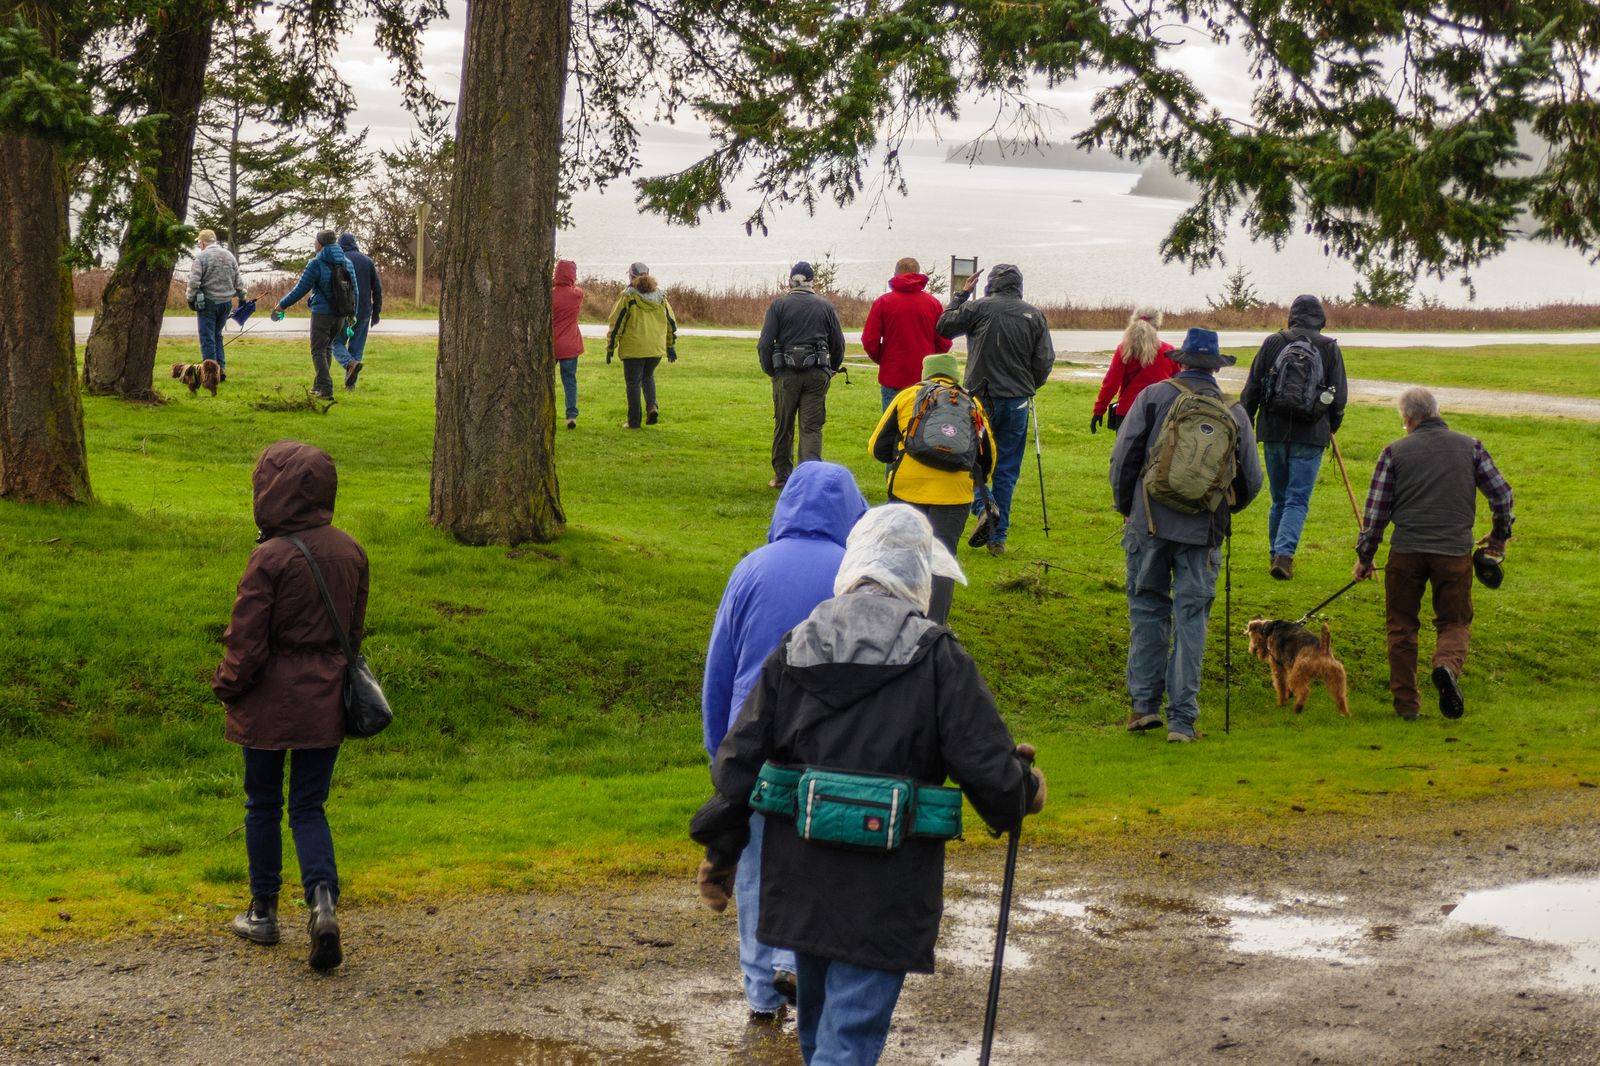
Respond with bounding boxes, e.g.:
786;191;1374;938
333;233;383;390
758;261;847;490
1238;295;1348;580
936;263;1056;555
691;504;1046;1065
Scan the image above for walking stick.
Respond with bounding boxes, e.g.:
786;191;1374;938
1329;435;1363;532
1029;397;1050;538
980;749;1033;1066
1224;531;1232;735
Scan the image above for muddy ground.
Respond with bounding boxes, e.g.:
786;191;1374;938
4;790;1599;1066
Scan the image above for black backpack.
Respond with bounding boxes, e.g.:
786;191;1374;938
1264;333;1325;419
325;258;358;318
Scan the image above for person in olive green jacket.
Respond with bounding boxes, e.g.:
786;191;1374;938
606;262;679;429
868;353;996;623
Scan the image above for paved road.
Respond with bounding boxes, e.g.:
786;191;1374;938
75;315;1600;350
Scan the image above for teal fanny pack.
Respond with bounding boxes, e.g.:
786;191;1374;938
749;762;963;851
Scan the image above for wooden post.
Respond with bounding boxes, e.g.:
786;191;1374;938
415;202;429;309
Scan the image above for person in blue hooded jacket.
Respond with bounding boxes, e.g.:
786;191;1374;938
700;460;868;1020
272;230;359;400
331;232;383;390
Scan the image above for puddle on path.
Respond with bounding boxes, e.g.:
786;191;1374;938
938;898;1035;970
1446;876;1600;990
410;1021;803;1065
1215;895;1367;963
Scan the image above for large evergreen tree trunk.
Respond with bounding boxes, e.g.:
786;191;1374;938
430;0;569;544
81;10;214;402
0;131;92;503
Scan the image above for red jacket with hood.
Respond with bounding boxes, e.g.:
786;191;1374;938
552;259;585;360
213;441;369;750
861;273;952;390
1094;341;1178;418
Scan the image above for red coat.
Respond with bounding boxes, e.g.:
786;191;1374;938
861;274;952;390
552;259;584;360
213;442;369;750
1094;342;1178;417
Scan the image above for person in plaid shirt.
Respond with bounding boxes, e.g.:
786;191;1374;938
1353;387;1515;720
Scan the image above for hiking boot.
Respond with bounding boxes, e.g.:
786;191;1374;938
622;421;641;430
646;407;659;425
344;360;362;389
230;894;280;945
987;541;1006;557
1166;727;1200;743
1125;712;1163;732
566;418;576;430
314;390;334;401
1395;708;1419;722
1269;555;1291;580
768;476;787;490
307;883;342;972
968;510;992;548
1432;665;1465;720
772;969;797;1005
749;1008;782;1024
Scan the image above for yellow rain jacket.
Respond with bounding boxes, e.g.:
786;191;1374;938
869;377;996;505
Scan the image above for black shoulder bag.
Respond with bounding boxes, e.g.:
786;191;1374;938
286;534;392;739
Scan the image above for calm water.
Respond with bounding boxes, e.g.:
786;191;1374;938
562;142;1600;309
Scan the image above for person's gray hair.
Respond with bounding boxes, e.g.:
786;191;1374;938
1398;386;1439;423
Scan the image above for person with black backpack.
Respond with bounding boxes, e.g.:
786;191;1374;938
1239;295;1348;580
271;230;361;400
868;353;996;623
1110;329;1263;743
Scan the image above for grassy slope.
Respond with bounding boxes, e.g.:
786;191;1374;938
2;335;1597;945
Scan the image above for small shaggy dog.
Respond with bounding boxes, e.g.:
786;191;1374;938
171;359;222;396
1245;618;1351;717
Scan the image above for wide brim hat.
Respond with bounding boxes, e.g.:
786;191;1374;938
1472;548;1504;589
1173;326;1237;370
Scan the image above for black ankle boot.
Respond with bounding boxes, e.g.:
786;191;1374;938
307;882;343;971
230;894;280;944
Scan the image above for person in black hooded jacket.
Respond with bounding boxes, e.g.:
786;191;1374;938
691;504;1045;1065
1239;294;1349;580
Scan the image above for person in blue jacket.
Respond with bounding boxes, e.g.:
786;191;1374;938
701;460;868;1020
331;232;383;390
272;230;359;400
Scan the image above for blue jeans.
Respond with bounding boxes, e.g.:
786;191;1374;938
972;395;1031;544
1264;442;1324;558
1124;530;1221;734
196;303;230;370
558;357;579;420
795;952;906;1065
242;746;340;904
879;384;899;410
331;314;370;368
736;815;796;1012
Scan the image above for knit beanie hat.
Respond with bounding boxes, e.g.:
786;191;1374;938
922;353;959;381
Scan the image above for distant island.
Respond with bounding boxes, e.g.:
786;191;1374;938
943;141;1141;174
1129;161;1198;201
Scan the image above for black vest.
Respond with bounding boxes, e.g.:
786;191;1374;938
1388;419;1478;556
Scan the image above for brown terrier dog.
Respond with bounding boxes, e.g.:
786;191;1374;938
171;359;222;396
1245;618;1351;717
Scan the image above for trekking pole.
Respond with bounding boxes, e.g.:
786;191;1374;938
1029;397;1050;538
980;748;1033;1066
1224;531;1232;735
1329;435;1363;533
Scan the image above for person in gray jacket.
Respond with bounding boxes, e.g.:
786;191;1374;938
187;228;245;378
1109;328;1263;742
757;261;846;490
936;263;1055;555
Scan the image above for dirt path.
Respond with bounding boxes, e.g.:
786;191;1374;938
5;791;1599;1065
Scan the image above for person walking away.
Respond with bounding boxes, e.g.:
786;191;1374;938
862;257;952;411
1353;387;1514;721
332;233;382;390
213;440;369;972
187;228;245;380
605;262;678;429
1109;328;1262;742
1091;307;1177;434
869;353;995;623
702;462;869;1020
552;258;585;429
691;504;1046;1065
936;263;1055;555
271;231;360;400
758;261;846;489
1239;294;1348;580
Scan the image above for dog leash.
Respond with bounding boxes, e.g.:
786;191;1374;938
1294;570;1381;625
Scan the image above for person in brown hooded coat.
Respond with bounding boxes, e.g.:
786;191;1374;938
213;440;368;971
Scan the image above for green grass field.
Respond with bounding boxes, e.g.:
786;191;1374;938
2;334;1597;946
1220;343;1600;399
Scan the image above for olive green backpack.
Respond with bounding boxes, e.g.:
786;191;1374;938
1140;379;1238;530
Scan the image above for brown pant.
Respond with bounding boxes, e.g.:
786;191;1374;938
1384;551;1474;714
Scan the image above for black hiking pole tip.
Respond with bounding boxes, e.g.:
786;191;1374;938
980;749;1032;1066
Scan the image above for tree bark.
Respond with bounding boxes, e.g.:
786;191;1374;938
81;8;215;402
430;0;569;544
0;130;93;503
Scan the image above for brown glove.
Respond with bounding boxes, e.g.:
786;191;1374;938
696;860;737;913
1016;743;1047;815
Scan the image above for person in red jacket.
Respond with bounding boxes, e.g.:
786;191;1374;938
1091;307;1177;433
861;257;953;410
552;259;585;429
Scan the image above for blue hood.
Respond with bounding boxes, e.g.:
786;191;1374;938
338;233;360;254
768;462;867;547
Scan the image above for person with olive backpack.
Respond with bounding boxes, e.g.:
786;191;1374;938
213;441;370;972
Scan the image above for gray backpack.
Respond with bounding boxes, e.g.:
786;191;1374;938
902;381;982;472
